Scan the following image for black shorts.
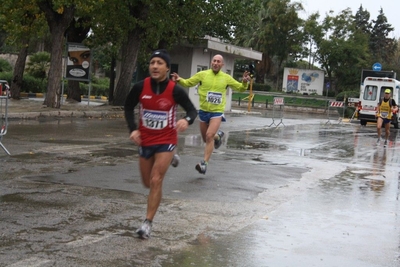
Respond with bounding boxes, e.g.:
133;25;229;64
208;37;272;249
139;144;176;159
379;117;391;125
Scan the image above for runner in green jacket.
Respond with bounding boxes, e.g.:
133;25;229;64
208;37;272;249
171;54;251;174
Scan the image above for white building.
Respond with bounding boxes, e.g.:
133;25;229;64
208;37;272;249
170;36;262;111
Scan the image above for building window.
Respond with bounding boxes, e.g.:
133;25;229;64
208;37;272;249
171;64;178;74
197;65;208;72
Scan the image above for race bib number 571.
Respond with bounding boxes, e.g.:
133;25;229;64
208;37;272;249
207;92;222;104
142;110;168;129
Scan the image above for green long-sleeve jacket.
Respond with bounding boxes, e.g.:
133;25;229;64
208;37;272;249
178;69;248;113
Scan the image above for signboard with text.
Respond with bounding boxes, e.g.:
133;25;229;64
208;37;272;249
65;43;92;81
282;68;324;95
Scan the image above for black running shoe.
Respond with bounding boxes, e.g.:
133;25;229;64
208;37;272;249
214;130;225;149
195;160;207;174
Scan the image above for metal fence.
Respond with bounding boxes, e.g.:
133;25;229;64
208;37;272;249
326;101;345;125
267;97;285;127
0;96;10;155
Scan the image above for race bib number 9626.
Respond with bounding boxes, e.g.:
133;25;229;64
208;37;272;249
207;92;222;104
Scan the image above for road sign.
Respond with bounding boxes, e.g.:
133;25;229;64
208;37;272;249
372;62;382;71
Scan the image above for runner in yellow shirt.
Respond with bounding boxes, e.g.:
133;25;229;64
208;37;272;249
172;54;251;174
376;88;398;147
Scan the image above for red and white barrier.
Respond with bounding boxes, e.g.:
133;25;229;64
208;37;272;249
330;101;344;107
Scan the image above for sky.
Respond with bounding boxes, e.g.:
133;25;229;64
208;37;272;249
299;0;400;38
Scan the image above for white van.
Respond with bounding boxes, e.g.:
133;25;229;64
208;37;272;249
358;76;400;128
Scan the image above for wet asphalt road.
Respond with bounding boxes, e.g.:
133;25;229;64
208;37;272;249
1;112;400;267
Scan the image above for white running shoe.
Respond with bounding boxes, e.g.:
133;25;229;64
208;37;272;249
136;219;152;239
171;154;180;168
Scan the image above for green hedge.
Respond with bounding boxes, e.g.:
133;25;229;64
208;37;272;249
0;59;12;72
0;72;12;84
22;75;47;93
251;83;272;92
335;91;360;101
79;82;109;96
0;71;111;96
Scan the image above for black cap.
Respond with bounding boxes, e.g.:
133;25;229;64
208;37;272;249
150;49;170;68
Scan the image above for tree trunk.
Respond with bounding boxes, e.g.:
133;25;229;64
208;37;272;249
112;29;141;106
45;28;67;108
67;80;81;102
108;57;116;103
38;2;75;108
275;60;283;91
11;45;29;100
256;53;273;84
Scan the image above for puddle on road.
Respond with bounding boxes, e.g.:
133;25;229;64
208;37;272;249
161;165;399;267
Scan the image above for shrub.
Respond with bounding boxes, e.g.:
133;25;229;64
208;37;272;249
0;71;12;83
79;82;109;96
25;52;51;80
252;83;272;92
0;71;46;93
0;59;12;72
22;75;47;93
335;91;359;101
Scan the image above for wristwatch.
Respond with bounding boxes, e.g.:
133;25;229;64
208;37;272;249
185;116;191;123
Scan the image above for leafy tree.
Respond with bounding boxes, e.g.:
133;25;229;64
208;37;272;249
354;5;371;35
0;58;12;72
234;6;274;83
303;13;324;69
234;0;304;86
306;9;370;94
370;8;396;66
263;0;304;89
385;38;400;76
88;0;260;106
0;0;46;99
37;1;76;108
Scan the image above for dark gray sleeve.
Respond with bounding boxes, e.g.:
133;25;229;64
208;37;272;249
124;81;144;133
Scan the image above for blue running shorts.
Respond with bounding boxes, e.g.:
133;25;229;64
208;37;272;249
198;110;226;124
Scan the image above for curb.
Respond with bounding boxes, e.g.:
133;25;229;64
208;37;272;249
7;110;125;120
19;93;108;101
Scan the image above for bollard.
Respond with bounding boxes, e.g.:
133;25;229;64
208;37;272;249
252;97;255;107
266;99;268;108
238;97;241;106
